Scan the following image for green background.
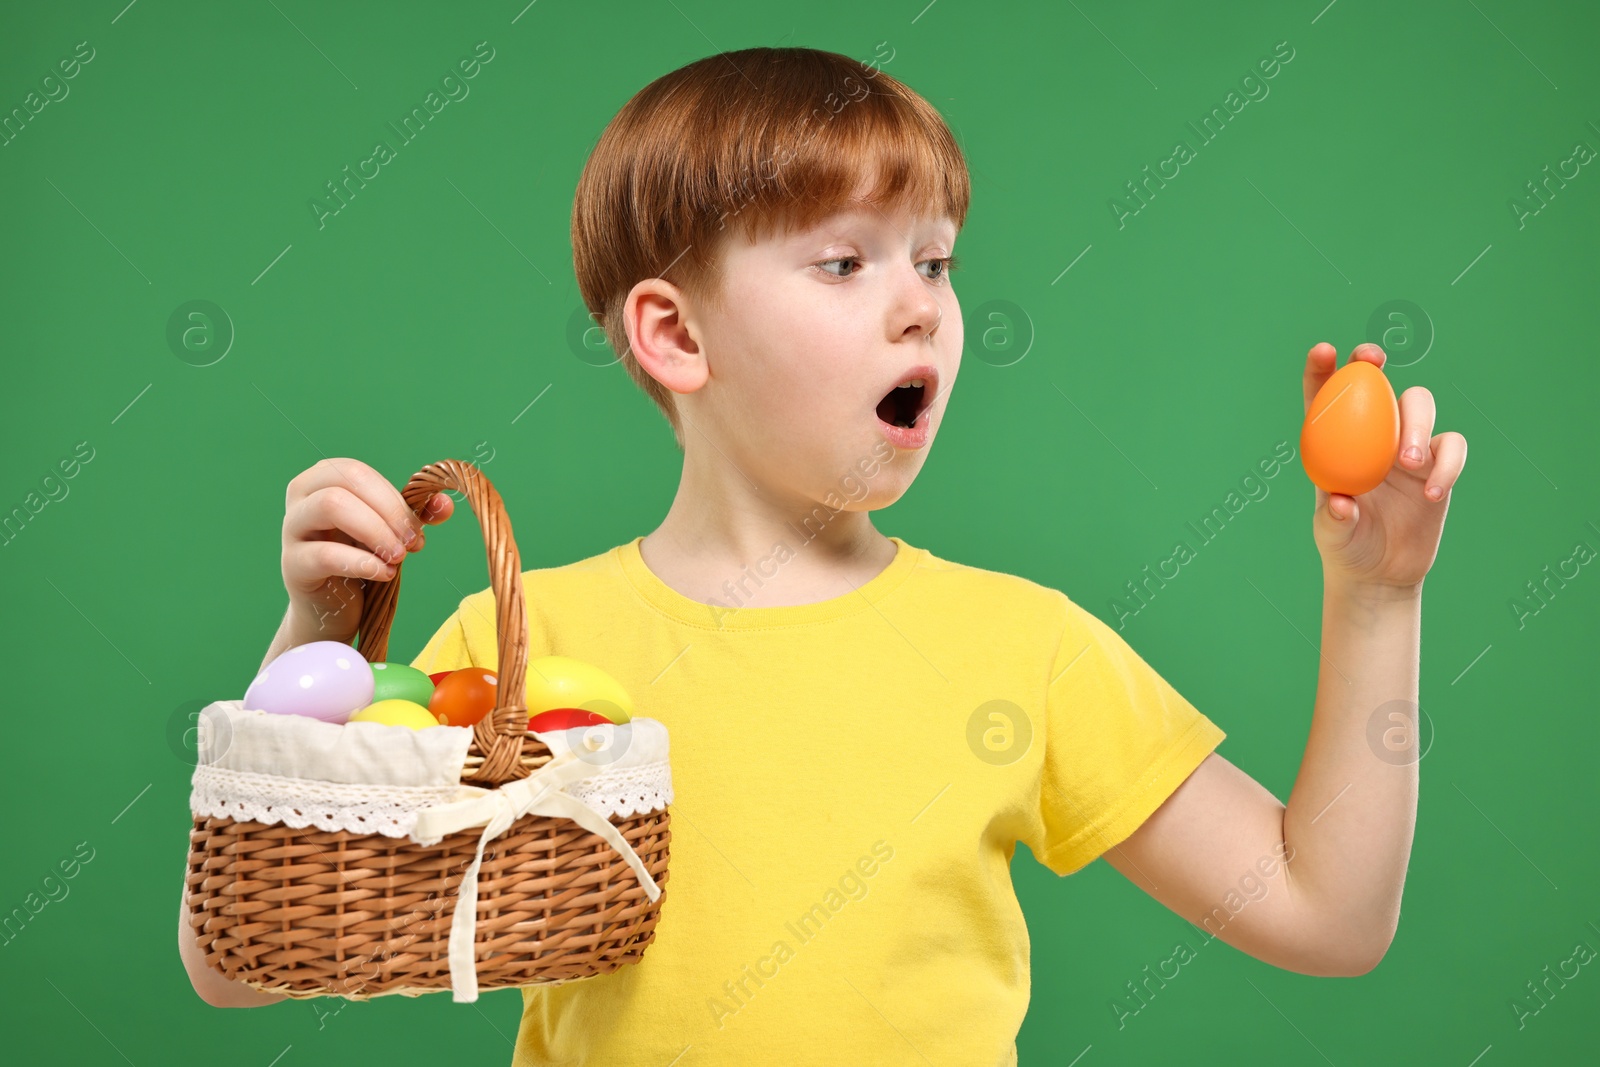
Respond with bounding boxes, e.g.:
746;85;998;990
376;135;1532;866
2;0;1595;1063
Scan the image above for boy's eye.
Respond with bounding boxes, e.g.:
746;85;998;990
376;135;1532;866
816;256;860;278
815;255;961;282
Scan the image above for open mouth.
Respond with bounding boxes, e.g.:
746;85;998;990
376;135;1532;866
875;369;936;429
876;382;925;428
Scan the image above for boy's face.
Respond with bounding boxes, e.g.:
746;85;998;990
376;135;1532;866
674;187;962;511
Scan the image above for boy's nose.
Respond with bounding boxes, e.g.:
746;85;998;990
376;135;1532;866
895;276;943;340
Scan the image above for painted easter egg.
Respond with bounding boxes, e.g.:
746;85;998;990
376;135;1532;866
348;699;440;730
525;656;633;724
529;708;612;732
429;668;499;727
370;662;435;706
1300;359;1400;497
244;641;374;724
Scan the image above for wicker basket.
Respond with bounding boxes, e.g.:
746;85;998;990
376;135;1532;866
184;459;671;1001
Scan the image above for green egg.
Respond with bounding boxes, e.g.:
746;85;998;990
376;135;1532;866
369;662;435;707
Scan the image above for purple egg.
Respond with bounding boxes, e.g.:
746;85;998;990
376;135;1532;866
243;641;375;724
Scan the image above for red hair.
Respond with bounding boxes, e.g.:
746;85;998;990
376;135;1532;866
571;46;971;449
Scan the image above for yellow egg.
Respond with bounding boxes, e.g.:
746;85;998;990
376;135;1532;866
525;655;633;724
348;699;442;730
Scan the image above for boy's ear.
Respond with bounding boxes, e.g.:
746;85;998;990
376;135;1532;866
624;278;708;395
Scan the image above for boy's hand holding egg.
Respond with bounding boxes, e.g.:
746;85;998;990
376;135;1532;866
1298;342;1469;596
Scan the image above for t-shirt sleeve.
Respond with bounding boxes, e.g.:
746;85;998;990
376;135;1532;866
408;601;475;675
1024;595;1226;877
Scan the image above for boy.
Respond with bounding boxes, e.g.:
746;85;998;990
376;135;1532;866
182;46;1467;1065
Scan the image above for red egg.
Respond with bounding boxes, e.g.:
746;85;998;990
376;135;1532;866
428;669;499;727
529;708;612;732
428;671;452;686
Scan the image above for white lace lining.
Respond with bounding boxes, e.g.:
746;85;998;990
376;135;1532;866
190;760;673;838
562;760;673;819
190;764;458;837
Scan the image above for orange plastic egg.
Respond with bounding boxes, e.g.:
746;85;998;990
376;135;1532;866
428;668;499;727
1300;360;1399;496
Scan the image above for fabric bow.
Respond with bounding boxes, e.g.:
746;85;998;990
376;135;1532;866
411;738;663;1002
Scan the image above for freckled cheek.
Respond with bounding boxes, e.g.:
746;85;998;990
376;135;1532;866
752;294;877;423
775;325;861;398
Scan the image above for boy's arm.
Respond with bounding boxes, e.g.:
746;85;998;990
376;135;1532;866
1104;584;1420;978
179;880;287;1007
1103;340;1464;979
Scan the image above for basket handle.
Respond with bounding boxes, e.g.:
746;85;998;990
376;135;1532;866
353;459;530;784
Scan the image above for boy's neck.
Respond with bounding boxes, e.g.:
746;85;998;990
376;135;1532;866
640;486;897;610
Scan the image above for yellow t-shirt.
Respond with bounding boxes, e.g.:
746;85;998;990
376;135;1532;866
410;535;1225;1066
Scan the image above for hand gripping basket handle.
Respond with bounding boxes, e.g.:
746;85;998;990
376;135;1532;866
352;459;530;785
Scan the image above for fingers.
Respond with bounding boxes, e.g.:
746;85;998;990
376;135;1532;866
1312;490;1361;555
1423;431;1467;502
420;493;453;526
1349;342;1386;368
283;538;395;598
399;494;453;556
1300;345;1465;517
1396;385;1437;471
1303;342;1338;412
286;458;424;546
286;485;412;565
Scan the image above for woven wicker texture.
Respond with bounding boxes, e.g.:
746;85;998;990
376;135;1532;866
186;460;670;998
